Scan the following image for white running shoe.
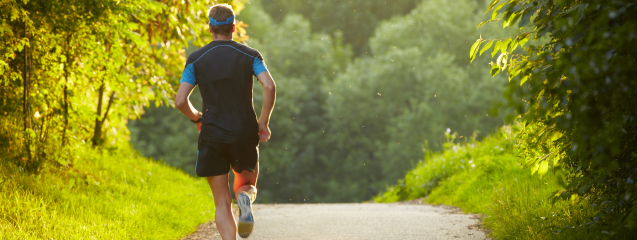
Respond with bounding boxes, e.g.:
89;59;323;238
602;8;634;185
237;192;254;238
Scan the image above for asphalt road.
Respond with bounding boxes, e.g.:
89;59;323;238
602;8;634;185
182;203;488;240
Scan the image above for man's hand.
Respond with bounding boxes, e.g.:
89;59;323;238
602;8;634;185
197;122;202;132
259;124;271;142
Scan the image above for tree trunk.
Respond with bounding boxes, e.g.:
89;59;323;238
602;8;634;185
92;81;116;147
102;91;116;127
62;52;70;146
23;21;31;161
92;83;105;147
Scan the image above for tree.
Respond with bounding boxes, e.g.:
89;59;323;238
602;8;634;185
241;1;354;202
323;0;512;198
473;0;637;232
259;0;419;55
0;0;248;171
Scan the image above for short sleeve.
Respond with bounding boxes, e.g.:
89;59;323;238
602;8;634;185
179;63;196;85
253;56;268;77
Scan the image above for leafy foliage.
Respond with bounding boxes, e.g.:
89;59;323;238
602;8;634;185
234;2;355;203
321;0;512;199
0;0;246;171
473;0;637;233
260;0;419;55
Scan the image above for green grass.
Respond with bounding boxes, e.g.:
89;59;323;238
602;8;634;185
375;126;632;239
0;145;214;239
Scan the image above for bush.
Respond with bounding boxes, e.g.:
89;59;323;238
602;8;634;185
376;126;635;239
472;0;637;233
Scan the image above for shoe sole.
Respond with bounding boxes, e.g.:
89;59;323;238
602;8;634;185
237;193;254;238
238;221;253;238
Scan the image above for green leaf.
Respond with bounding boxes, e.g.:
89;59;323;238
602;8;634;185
497;52;505;69
492;3;506;20
578;184;591;194
57;158;69;166
530;161;540;175
518;34;530;47
491;41;502;57
480;41;494;56
523;156;539;169
490;63;500;76
476;20;489;29
518;7;535;28
470;40;482;63
509;66;522;82
504;12;521;28
501;38;512;54
510;39;520;52
537;160;549;176
486;0;501;13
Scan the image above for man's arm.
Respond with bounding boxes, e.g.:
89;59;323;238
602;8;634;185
175;82;201;124
256;71;276;142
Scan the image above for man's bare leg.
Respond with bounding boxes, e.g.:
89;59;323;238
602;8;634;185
233;162;259;238
233;162;259;200
207;174;237;240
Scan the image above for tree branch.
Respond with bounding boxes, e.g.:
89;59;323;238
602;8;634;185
101;91;116;126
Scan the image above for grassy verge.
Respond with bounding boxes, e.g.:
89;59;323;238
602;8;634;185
375;126;625;239
0;145;214;239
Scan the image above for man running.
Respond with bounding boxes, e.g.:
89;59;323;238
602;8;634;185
175;4;276;239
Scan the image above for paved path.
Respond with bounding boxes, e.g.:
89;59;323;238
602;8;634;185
183;203;488;240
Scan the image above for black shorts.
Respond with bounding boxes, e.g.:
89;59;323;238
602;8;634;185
196;139;259;177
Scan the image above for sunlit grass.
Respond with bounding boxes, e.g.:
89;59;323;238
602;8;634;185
0;145;214;239
375;126;629;239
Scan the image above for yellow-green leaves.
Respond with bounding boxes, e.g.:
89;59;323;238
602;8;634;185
492;3;506;20
518;6;537;28
496;51;508;71
479;41;494;56
0;0;252;167
469;39;483;63
486;0;502;13
473;31;531;79
473;0;637;233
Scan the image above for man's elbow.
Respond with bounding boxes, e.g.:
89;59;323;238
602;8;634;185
264;83;276;93
175;97;187;109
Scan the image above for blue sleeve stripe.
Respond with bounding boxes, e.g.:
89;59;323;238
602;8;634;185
253;57;268;76
179;63;196;85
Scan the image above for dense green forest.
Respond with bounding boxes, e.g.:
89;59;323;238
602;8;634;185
129;0;512;203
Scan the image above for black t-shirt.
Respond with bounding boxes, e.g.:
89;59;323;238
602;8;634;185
180;40;268;144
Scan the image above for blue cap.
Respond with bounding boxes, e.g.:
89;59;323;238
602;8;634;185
209;15;235;26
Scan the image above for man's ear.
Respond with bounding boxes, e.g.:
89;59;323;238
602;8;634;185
208;24;213;33
232;24;236;33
